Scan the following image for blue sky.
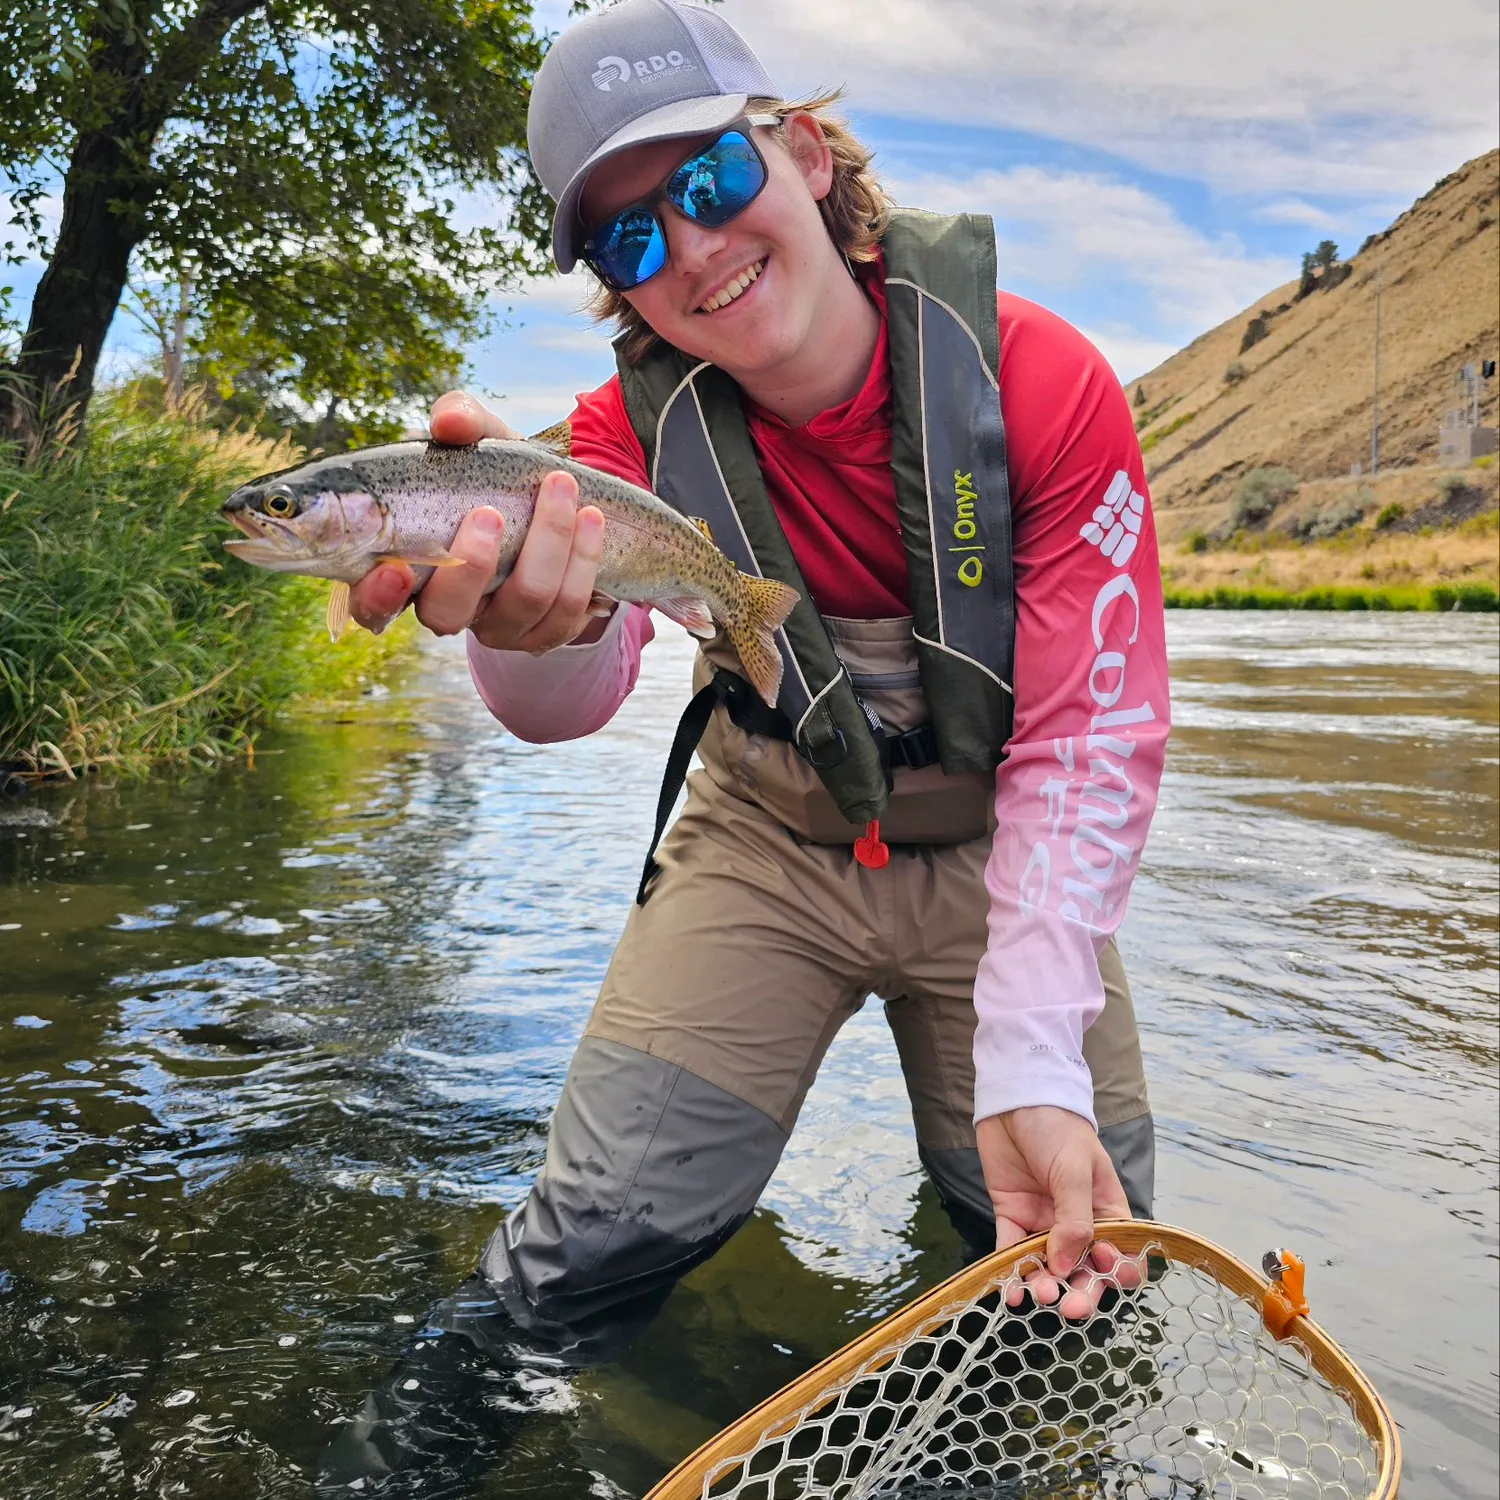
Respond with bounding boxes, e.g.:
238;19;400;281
9;0;1497;433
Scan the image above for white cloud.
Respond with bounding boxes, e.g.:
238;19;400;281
468;385;598;437
1252;200;1341;229
717;0;1500;198
890;164;1294;335
1076;328;1181;386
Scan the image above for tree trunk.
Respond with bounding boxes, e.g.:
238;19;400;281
14;128;145;425
5;0;270;436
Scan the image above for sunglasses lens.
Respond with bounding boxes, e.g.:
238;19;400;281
587;208;667;290
668;131;765;227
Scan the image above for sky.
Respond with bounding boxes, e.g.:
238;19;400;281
10;0;1498;432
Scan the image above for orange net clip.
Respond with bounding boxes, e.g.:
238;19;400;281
854;820;890;869
1262;1247;1310;1340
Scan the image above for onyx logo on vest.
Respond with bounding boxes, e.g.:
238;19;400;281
591;50;693;91
952;470;985;587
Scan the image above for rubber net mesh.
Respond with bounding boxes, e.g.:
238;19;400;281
698;1243;1382;1500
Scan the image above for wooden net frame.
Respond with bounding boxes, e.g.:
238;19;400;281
647;1222;1400;1500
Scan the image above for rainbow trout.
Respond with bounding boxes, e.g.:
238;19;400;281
221;437;798;705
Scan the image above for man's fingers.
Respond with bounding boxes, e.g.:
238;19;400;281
415;508;504;637
349;562;414;632
429;391;519;447
513;505;606;654
497;473;581;635
1044;1153;1096;1283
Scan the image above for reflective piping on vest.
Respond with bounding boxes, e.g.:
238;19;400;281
912;629;1013;695
650;360;711;492
913;290;945;646
793;670;844;746
653;365;816;721
886;277;1001;394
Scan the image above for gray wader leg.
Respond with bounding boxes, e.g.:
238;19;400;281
318;1038;789;1491
480;1036;788;1356
919;1113;1156;1259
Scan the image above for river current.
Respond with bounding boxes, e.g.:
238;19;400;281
0;613;1496;1498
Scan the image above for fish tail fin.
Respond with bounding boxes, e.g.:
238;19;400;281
725;575;799;707
327;581;351;642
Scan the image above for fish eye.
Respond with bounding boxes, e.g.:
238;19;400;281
262;487;299;519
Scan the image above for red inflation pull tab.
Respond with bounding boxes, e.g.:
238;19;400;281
854;820;890;869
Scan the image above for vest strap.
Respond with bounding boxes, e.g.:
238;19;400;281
636;668;942;903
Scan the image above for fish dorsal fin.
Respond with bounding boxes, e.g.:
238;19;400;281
691;516;714;544
528;420;573;457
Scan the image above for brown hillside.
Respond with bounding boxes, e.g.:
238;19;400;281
1133;149;1499;538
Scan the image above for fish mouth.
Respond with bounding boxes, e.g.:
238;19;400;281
221;505;309;567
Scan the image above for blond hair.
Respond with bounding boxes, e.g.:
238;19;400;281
582;90;894;367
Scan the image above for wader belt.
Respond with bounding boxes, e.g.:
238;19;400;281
637;669;942;905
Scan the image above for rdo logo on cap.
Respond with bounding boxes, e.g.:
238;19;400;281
591;50;693;92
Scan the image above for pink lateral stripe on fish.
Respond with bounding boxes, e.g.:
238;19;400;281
220;437;798;707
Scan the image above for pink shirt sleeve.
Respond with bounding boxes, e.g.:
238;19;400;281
972;298;1171;1128
464;379;656;742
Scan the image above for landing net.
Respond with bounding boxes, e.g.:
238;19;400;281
646;1223;1399;1500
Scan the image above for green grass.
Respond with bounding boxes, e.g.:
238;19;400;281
1163;582;1499;612
0;392;412;773
1138;409;1197;454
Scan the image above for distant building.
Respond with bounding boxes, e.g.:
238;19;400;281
1438;424;1497;464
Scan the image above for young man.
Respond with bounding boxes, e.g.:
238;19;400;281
353;0;1167;1355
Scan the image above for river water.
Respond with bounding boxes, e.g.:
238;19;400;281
0;613;1495;1499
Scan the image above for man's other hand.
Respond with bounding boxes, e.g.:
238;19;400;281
976;1106;1137;1319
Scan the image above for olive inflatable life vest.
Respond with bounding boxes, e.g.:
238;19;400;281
617;210;1016;899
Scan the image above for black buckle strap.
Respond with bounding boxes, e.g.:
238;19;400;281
637;669;939;905
885;722;940;771
637;669;792;905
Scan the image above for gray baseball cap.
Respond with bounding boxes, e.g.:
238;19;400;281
528;0;778;272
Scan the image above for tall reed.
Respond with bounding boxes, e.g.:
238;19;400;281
0;390;409;774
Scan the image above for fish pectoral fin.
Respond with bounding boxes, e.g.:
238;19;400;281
326;582;352;643
586;589;618;619
374;549;466;568
652;594;717;639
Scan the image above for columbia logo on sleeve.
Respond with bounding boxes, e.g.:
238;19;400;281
1080;471;1145;567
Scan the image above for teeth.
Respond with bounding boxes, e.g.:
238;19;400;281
699;259;763;313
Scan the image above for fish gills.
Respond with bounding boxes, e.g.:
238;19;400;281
724;573;798;707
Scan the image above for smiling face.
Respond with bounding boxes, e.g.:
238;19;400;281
579;116;845;386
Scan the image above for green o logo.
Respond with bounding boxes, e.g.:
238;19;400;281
958;556;984;587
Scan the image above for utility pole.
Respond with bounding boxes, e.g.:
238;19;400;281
1370;276;1382;475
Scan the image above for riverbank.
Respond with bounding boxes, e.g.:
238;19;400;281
0;394;412;777
1159;463;1499;610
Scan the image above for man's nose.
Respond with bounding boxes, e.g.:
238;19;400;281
661;209;724;277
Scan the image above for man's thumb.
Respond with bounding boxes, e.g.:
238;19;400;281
1045;1154;1095;1277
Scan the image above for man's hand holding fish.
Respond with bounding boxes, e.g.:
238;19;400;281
347;392;612;655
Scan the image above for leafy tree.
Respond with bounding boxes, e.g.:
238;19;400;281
1313;240;1339;273
1;1;551;433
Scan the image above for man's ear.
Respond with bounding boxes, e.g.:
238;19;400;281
779;111;835;203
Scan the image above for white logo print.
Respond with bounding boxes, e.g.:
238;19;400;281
592;50;692;91
1080;470;1144;567
591;56;632;91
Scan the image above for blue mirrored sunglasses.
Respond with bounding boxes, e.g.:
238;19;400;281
581;117;778;292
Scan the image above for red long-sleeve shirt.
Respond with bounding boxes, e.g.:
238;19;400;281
468;258;1171;1125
